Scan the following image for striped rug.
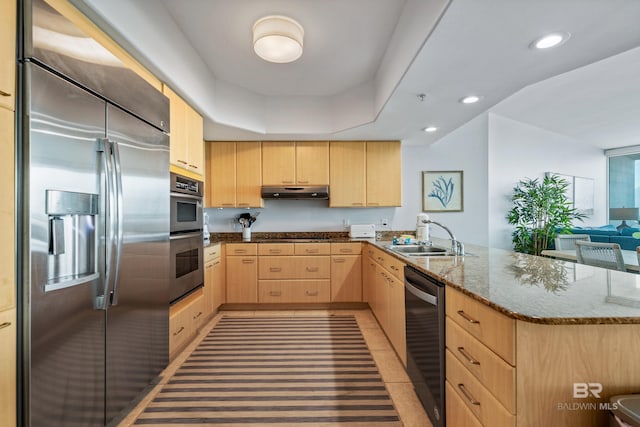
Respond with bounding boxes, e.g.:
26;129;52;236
134;315;401;426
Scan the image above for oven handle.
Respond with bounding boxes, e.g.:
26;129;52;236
170;231;203;241
405;280;438;306
170;192;203;201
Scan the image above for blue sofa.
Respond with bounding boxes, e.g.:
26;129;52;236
562;225;640;250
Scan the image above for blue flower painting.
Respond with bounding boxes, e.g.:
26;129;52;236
423;171;463;212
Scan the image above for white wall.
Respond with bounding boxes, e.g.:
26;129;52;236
487;113;607;250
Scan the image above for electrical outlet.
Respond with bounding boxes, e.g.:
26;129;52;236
381;218;389;227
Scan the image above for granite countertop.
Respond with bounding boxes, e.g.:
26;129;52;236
370;238;640;325
208;233;640;324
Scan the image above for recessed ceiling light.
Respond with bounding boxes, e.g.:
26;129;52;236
530;32;570;50
460;95;482;104
423;126;438;133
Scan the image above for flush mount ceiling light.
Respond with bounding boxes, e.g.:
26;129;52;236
253;15;304;63
423;126;438;133
460;95;482;104
530;32;571;49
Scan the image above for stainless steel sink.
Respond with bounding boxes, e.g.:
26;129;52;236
385;244;453;256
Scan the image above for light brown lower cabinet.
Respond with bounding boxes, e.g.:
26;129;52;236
0;309;16;427
365;244;406;365
169;288;204;361
446;286;640;426
204;243;225;313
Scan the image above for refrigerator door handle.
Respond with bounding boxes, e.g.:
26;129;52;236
109;139;124;306
97;138;117;310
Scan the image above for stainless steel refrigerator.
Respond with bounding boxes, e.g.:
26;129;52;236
20;0;170;425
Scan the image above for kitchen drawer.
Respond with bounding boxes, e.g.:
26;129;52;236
446;350;515;427
258;256;296;279
295;256;330;278
331;242;362;255
294;243;331;255
169;288;203;360
446;287;515;365
258;280;330;303
204;243;221;262
446;380;483;427
446;317;516;413
226;243;257;256
258;243;295;256
383;252;404;281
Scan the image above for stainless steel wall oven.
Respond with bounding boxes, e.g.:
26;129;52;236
169;173;204;302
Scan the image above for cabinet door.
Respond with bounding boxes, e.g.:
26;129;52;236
204;260;215;315
296;141;329;185
366;141;402;206
212;257;225;309
262;141;295;185
206;142;236;207
330;255;362;302
185;104;204;175
0;309;15;427
164;86;189;169
226;256;258;303
0;108;14;311
0;0;16;111
363;255;376;304
329;141;366;207
236;142;263;208
387;272;406;365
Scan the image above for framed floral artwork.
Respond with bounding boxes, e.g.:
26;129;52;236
422;170;463;212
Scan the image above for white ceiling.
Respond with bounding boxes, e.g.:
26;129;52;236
73;0;640;148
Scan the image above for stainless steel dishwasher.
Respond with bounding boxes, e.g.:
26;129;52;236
404;265;446;427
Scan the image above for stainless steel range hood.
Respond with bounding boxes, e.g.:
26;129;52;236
261;186;329;200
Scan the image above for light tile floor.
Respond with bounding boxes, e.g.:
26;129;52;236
117;309;432;427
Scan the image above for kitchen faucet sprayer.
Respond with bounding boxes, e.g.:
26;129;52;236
421;219;464;256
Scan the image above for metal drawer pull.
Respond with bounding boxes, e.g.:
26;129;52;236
458;383;481;406
269;267;282;272
306;267;319;272
306;290;319;296
188;164;198;169
269;291;282;296
457;310;480;324
242;259;255;264
237;203;250;206
377;256;384;262
340;248;353;253
193;311;202;319
213;260;221;266
0;322;11;330
173;326;185;336
306;249;319;253
234;249;247;254
177;159;188;165
334;258;346;263
205;264;213;269
0;90;10;97
269;249;282;253
457;347;481;365
390;265;399;271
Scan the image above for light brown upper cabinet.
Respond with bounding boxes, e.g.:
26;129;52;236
329;141;401;207
329;141;366;207
366;141;402;207
163;85;204;178
206;141;263;208
0;0;16;111
262;141;329;186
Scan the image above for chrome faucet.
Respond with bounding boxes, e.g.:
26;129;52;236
421;219;465;256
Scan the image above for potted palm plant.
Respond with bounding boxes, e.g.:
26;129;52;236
507;175;585;256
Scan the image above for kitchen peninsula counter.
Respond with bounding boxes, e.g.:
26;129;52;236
370;238;640;325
